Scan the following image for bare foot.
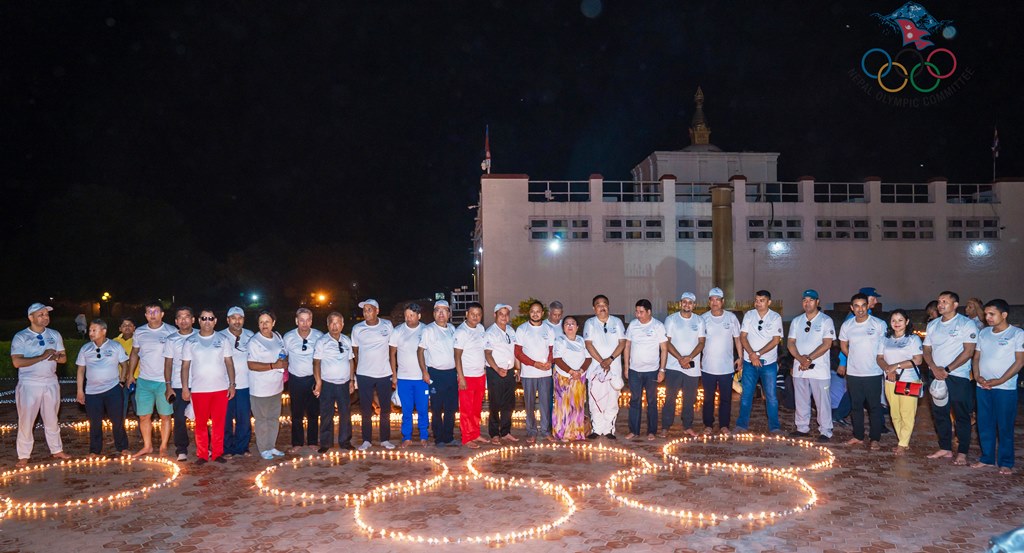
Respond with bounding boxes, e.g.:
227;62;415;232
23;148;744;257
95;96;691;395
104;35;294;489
159;446;168;457
647;434;656;441
120;450;131;457
526;437;536;444
702;427;713;436
400;440;412;449
953;453;968;466
893;446;908;456
657;430;668;439
845;438;863;446
490;437;502;445
133;447;153;458
504;434;519;442
624;433;637;440
286;446;303;454
719;427;731;436
474;436;490;444
51;451;71;460
15;459;28;468
87;453;104;459
869;441;881;451
684;428;698;437
465;441;480;449
971;461;993;469
1000;467;1013;475
927;449;953;459
544;435;556;442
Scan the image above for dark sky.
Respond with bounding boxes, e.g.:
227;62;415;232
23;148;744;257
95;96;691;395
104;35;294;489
2;1;1021;314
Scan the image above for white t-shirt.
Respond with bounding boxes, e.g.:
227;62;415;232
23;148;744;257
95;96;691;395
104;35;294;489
740;309;784;364
390;323;425;380
163;329;196;388
283;328;324;378
515;322;555;378
543;319;565;339
788;311;836;379
76;339;128;394
924;314;978;379
972;316;985;331
664;312;705;376
419;322;456;370
484;323;517;370
976;325;1024;391
182;333;232;393
132;323;175;383
625;318;668;372
454;322;487;377
220;328;254;390
352;319;394;379
247;332;286;397
314;333;354;384
701;311;741;375
553;335;588;377
12;327;64;385
876;334;924;382
582;315;626;373
838;316;886;377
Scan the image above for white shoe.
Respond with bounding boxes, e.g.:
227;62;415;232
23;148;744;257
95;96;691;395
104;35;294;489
176;453;188;462
357;441;372;451
381;441;396;450
270;449;285;457
261;451;275;460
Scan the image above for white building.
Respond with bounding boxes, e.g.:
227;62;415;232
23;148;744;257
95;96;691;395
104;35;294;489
473;89;1022;320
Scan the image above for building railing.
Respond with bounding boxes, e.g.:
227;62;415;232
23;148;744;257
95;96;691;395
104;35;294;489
602;181;663;202
947;183;996;204
813;182;867;203
528;181;591;202
745;182;801;202
674;182;714;203
880;183;931;203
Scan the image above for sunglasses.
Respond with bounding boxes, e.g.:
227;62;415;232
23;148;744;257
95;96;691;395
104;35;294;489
758;319;764;331
603;322;608;334
804;320;812;333
338;340;346;354
233;334;242;351
199;316;215;322
96;347;103;359
35;334;45;346
505;333;511;344
302;338;308;351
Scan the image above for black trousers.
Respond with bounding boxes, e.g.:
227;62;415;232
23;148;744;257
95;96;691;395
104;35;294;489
429;368;458;444
932;375;975;454
486;366;516;437
357;374;392;443
85;385;129;454
318;380;352;448
172;387;190;455
288;374;319;446
847;375;883;441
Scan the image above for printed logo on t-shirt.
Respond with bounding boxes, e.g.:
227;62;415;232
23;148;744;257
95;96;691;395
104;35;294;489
970;333;977;339
867;328;876;335
213;339;223;348
380;328;390;336
690;324;698;331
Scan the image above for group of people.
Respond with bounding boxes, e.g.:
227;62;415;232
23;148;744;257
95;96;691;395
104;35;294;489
10;288;1022;473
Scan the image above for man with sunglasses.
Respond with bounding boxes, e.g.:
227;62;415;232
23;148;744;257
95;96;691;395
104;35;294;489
352;299;396;451
419;299;458;446
163;306;196;462
283;307;324;453
660;292;706;438
786;290;835;442
12;303;70;467
484;303;519;444
735;290;785;433
583;294;626;439
221;306;254;456
128;302;176;458
76;318;131;457
313;311;355;453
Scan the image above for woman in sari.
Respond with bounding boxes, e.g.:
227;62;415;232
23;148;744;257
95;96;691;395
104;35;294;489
552;316;591;441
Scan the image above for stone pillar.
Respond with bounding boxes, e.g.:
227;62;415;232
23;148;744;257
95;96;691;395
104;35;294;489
712;178;738;306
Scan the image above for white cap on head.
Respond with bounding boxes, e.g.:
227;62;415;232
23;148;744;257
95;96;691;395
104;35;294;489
708;287;725;299
358;299;380;309
493;303;513;313
27;303;53;316
434;300;451;310
679;292;696;301
226;306;245;317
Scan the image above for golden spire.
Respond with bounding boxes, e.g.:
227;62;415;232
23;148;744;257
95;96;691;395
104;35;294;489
689;86;711;146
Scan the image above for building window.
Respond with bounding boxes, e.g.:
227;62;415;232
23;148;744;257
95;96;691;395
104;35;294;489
947;183;996;204
881;218;934;240
675;183;713;203
816;218;870;240
948;218;1000;240
529;218;590;241
814;182;866;203
677;218;713;240
528;181;590;202
881;183;930;203
605;217;664;241
746;182;800;202
602;181;663;202
747;217;802;240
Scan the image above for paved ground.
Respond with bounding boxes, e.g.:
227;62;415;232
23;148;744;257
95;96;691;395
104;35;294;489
0;387;1021;552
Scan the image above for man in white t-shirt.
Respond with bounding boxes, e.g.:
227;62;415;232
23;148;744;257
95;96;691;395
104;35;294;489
163;306;196;461
313;311;355;453
623;299;668;440
515;300;556;443
701;287;742;434
455;302;489;448
923;290;978;464
485;303;520;444
660;292;705;438
390;303;429;447
221;306;255;456
76;318;130;456
180;309;236;464
419;300;457;446
838;293;887;449
736;290;785;433
283;308;324;453
128;301;176;458
543;301;565;339
12;303;70;466
971;299;1024;474
583;294;626;439
351;299;396;451
786;290;835;442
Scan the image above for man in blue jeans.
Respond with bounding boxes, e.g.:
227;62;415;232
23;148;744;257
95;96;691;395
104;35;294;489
735;290;784;433
623;299;668;440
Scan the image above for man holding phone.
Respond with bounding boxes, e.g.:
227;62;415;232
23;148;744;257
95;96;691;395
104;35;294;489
787;290;836;442
660;292;706;438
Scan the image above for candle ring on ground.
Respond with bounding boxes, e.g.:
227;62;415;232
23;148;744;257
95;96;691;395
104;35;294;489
352;475;576;545
0;456;181;514
605;462;818;523
253;450;449;506
662;432;835;473
465;442;654;493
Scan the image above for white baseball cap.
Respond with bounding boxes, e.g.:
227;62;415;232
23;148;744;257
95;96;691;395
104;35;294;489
358;299;380;309
27;303;53;316
930;380;949;407
708;287;724;299
226;306;245;317
434;300;451;309
679;292;696;301
493;303;513;313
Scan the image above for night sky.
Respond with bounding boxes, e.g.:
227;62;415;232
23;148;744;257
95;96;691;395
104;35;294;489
3;1;1021;315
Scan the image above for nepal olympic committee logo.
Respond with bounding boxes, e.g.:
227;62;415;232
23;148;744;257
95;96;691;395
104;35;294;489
849;2;973;108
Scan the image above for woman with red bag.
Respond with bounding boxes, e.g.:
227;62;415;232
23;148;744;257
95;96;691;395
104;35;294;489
876;309;925;456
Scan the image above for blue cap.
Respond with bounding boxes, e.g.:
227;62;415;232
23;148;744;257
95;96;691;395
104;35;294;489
226;306;245;317
680;292;696;301
802;289;819;300
708;287;724;299
858;287;881;298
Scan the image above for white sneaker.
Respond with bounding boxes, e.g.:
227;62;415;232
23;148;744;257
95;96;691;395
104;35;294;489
261;451;275;460
381;441;396;450
270;449;285;457
176;453;188;462
357;441;372;451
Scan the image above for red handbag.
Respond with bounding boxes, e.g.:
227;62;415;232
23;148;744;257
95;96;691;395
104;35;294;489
894;365;924;397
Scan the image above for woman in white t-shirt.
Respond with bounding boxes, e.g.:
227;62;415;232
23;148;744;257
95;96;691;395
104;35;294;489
875;309;924;455
552;317;591;441
247;310;289;460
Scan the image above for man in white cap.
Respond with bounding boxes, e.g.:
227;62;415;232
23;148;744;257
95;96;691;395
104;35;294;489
127;301;176;458
283;307;324;453
221;306;255;456
484;303;519;444
352;299;396;450
419;300;457;446
583;294;626;439
701;287;742;434
543;301;565;339
786;289;835;442
76;318;130;458
11;303;71;467
735;290;785;434
660;292;706;438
